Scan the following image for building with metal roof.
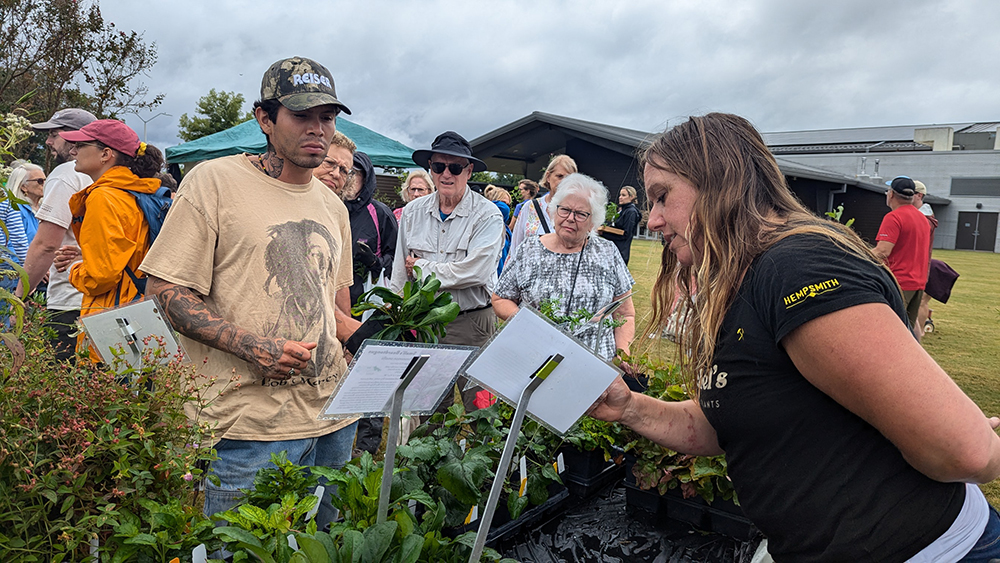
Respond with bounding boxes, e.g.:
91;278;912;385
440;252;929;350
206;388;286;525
765;121;1000;251
470;112;949;245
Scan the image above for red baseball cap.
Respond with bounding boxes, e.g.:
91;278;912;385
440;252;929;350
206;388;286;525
60;119;141;157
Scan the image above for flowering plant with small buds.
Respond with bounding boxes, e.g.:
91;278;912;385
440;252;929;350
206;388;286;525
0;302;230;561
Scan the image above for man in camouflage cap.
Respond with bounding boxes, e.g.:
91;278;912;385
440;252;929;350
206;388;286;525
141;56;360;527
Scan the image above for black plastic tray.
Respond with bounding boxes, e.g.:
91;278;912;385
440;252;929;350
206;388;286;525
624;482;758;541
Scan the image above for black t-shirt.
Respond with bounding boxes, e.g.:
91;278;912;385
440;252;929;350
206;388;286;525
699;234;963;562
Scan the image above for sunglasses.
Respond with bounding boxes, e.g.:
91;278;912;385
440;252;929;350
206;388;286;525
429;162;469;175
25;178;45;186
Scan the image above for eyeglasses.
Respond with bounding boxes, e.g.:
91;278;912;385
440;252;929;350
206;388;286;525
25;178;45;186
407;186;430;194
319;158;354;178
429;161;469;175
74;142;102;151
555;205;591;221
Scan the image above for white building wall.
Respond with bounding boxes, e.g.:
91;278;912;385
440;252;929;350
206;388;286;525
777;151;1000;252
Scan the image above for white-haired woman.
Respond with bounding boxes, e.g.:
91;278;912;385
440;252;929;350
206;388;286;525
507;154;578;263
493;173;635;359
394;170;435;222
6;162;45;244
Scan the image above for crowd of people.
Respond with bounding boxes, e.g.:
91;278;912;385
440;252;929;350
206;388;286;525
6;55;999;560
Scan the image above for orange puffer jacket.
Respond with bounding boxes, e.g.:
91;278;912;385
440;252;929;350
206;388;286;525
69;166;161;316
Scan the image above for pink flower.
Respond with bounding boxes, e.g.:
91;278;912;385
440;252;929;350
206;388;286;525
182;472;193;481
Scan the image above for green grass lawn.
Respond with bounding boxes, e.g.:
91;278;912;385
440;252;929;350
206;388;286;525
625;240;1000;504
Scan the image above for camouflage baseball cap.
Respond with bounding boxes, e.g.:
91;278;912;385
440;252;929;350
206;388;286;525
260;56;351;114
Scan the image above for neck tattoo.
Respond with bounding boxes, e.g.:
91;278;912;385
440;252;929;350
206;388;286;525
252;149;285;179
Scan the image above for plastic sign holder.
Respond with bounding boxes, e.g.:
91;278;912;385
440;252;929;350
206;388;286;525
376;354;429;524
468;353;563;563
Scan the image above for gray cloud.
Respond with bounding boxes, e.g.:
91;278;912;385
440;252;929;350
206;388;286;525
104;0;1000;156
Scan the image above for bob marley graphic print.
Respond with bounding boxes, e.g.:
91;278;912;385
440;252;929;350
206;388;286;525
262;219;340;377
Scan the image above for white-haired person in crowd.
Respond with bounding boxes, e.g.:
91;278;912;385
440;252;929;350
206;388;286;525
6;162;45;246
493;173;635;359
507;154;578;263
393;169;435;222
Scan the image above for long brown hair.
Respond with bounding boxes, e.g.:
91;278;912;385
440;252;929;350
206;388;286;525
641;113;887;396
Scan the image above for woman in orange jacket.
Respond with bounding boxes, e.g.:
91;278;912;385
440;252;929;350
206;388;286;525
54;120;164;317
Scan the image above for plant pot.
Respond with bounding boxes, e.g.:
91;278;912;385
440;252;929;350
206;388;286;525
557;446;624;498
623;373;649;392
563;462;623;498
558;446;614;482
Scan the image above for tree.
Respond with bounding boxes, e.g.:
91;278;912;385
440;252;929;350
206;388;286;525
0;0;161;161
471;171;524;186
177;89;253;142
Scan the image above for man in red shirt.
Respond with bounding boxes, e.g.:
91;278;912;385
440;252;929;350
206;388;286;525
873;176;931;342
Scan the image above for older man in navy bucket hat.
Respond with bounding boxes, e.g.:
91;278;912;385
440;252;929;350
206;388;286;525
391;131;504;410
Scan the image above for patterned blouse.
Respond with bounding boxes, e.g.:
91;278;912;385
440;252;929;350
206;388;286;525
495;235;634;359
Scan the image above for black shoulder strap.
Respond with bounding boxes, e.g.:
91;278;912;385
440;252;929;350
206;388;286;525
124;265;147;297
531;198;550;234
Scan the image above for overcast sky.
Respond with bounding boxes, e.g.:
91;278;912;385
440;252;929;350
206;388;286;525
105;0;1000;158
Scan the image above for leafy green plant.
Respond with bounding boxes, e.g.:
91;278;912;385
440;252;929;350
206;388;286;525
352;267;460;343
238;451;322;515
560;417;625;462
824;204;856;228
604;202;620;225
214;451;514;563
538;296;625;333
214;494;321;563
401;401;565;526
0;304;223;562
106;497;223;563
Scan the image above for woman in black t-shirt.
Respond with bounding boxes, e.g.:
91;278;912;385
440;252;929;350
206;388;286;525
590;113;1000;562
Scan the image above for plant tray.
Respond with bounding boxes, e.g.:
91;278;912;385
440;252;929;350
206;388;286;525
446;486;571;547
624;483;758;541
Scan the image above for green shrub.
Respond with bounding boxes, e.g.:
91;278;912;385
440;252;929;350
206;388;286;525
0;303;222;561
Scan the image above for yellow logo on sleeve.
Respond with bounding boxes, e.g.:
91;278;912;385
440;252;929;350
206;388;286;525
783;278;841;309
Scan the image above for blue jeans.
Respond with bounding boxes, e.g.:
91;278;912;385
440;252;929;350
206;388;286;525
203;421;358;530
960;504;1000;562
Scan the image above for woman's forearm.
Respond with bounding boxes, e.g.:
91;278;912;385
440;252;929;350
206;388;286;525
491;294;520;321
622;395;723;456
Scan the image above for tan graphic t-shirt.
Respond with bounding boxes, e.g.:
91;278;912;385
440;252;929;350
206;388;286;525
140;155;354;441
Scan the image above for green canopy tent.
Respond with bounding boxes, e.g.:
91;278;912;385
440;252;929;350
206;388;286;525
164;118;415;168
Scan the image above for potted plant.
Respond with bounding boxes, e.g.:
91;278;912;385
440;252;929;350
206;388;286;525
617;352;756;539
597;202;623;236
347;266;460;351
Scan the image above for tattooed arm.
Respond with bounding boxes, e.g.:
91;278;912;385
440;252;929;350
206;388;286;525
147;275;315;380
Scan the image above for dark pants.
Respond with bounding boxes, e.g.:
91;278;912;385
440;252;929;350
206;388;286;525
354;417;384;455
47;309;80;363
902;290;923;330
437;306;496;412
